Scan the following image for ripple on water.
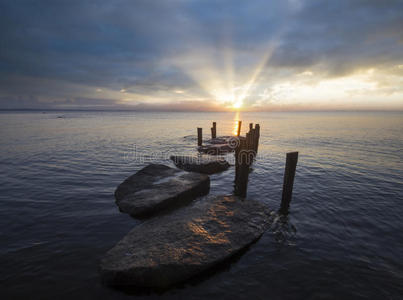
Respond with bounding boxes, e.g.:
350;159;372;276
0;111;402;299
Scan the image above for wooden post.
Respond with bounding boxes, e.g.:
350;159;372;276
197;127;202;146
280;151;299;215
254;124;260;154
234;137;250;197
249;123;253;131
245;132;251;150
249;128;255;152
234;136;243;184
237;121;242;137
211;122;217;139
234;137;242;184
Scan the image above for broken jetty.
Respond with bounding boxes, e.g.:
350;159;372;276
100;121;299;288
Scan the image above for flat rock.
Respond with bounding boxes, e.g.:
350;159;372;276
199;136;245;155
197;144;235;155
114;164;210;218
206;136;232;144
170;155;230;174
100;195;272;288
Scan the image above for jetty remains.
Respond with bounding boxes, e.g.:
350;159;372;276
101;120;299;288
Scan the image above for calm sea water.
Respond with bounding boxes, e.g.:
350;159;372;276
0;111;402;299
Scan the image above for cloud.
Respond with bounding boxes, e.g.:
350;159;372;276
270;0;403;76
0;0;402;110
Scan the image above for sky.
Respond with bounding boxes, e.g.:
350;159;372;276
1;0;403;111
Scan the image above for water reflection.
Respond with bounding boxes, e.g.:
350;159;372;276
1;111;403;298
233;111;241;135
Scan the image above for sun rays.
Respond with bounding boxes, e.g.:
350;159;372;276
171;39;277;111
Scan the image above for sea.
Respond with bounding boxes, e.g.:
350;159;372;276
0;110;402;299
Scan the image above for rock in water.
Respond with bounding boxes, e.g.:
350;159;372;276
114;164;210;217
100;195;272;288
197;143;234;155
205;136;236;144
198;136;245;155
170;155;230;174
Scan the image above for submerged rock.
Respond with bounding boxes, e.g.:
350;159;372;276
205;136;234;144
170;155;230;174
198;136;244;155
197;143;234;155
114;164;210;218
100;195;272;288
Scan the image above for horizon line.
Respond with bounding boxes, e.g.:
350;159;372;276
1;108;402;113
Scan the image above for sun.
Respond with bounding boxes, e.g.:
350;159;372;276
232;100;243;109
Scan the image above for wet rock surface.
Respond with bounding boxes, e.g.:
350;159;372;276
198;136;244;155
170;155;230;174
206;136;233;144
114;164;210;218
100;195;272;288
197;144;234;155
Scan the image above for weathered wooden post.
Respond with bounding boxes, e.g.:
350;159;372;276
254;124;260;154
211;122;217;139
234;136;241;184
245;132;251;150
234;138;240;183
249;128;256;153
279;151;299;215
249;123;253;131
234;137;251;197
197;127;203;146
237;121;242;137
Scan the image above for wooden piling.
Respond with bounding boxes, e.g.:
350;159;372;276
197;127;203;146
254;124;260;154
237;121;242;137
234;137;241;183
245;132;251;150
211;122;217;139
232;123;261;197
234;137;251;197
249;128;255;153
279;151;299;215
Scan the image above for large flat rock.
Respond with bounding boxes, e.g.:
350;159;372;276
100;195;272;288
114;164;210;218
170;155;230;174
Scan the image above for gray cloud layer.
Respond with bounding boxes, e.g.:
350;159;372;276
1;0;402;110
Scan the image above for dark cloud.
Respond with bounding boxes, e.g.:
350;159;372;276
270;0;403;76
0;0;402;109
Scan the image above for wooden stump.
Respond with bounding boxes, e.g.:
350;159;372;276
211;122;217;139
197;127;202;146
237;121;242;137
279;151;299;215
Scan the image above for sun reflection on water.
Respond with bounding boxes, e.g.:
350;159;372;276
233;111;241;135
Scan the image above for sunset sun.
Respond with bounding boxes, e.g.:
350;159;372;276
232;100;243;109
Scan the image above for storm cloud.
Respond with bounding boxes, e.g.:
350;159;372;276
1;0;402;110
